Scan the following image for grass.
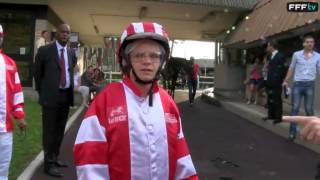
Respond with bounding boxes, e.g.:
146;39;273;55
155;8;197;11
8;97;77;180
9;97;42;180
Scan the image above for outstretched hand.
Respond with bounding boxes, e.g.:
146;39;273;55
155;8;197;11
283;116;320;144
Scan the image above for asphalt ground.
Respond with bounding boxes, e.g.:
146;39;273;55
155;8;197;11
31;92;319;180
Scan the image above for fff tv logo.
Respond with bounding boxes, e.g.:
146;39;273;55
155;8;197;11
287;2;318;12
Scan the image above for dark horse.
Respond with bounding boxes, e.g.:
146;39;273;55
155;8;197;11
161;57;193;99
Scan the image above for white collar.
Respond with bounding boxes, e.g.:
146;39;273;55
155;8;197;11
271;50;278;58
56;41;66;51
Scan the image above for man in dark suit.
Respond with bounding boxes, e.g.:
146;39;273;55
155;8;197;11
34;24;76;177
262;40;287;124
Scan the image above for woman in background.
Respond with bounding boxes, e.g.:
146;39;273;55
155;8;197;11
247;58;262;104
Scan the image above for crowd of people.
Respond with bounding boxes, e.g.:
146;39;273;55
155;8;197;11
244;35;320;144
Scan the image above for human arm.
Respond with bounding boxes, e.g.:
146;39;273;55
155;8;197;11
73;96;109;180
34;47;45;92
174;114;198;180
282;54;296;87
13;67;27;131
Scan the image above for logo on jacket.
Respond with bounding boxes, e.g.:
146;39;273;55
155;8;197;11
109;106;127;124
165;113;178;124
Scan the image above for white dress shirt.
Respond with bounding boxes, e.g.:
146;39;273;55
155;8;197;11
271;50;278;60
56;41;70;89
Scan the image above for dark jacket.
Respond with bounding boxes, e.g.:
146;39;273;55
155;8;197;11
34;42;76;107
266;52;287;88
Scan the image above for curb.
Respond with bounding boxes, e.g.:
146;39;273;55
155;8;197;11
17;105;85;180
201;93;320;154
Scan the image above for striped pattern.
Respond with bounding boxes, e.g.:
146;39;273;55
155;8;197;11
0;52;25;133
120;22;168;45
159;88;197;180
0;53;6;132
74;77;197;180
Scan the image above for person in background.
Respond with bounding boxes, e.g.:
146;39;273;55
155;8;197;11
188;56;199;105
257;55;269;108
34;24;76;177
73;21;197;180
93;68;105;94
0;24;27;180
74;65;89;107
282;35;320;141
262;40;287;125
81;65;97;95
36;30;48;50
247;57;261;105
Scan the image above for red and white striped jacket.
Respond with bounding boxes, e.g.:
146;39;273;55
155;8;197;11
0;49;25;132
74;76;198;180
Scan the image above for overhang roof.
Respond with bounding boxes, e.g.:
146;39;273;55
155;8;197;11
225;0;320;47
47;0;261;46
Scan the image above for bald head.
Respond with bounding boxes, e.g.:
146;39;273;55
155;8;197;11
56;24;71;46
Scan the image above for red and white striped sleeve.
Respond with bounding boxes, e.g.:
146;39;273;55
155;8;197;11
12;69;25;120
73;94;109;180
175;116;198;180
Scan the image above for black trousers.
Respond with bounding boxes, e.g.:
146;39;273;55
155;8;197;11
188;80;198;103
42;90;70;167
267;87;283;120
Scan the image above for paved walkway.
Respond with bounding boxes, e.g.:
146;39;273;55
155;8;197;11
31;111;84;180
30;91;319;180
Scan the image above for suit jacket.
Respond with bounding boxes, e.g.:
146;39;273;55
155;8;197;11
266;52;287;88
34;42;76;107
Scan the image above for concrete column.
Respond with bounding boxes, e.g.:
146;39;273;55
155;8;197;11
214;48;246;98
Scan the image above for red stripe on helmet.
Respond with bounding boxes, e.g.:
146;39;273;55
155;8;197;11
126;24;135;38
142;22;155;33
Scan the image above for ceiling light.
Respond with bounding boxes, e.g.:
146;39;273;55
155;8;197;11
139;6;148;19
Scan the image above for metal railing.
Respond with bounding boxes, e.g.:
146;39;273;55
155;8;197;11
103;71;122;83
199;76;215;89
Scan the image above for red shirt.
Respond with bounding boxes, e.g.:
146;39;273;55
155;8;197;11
192;63;200;80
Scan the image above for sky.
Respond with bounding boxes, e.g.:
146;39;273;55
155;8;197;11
170;40;215;60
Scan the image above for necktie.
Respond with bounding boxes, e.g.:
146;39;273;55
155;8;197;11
60;48;66;87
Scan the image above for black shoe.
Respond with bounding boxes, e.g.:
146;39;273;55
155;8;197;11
44;166;64;177
262;117;271;121
55;160;68;167
273;119;282;125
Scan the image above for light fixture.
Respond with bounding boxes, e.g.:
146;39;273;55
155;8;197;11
226;30;230;34
245;16;250;20
94;25;99;34
139;6;148;19
231;26;236;30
